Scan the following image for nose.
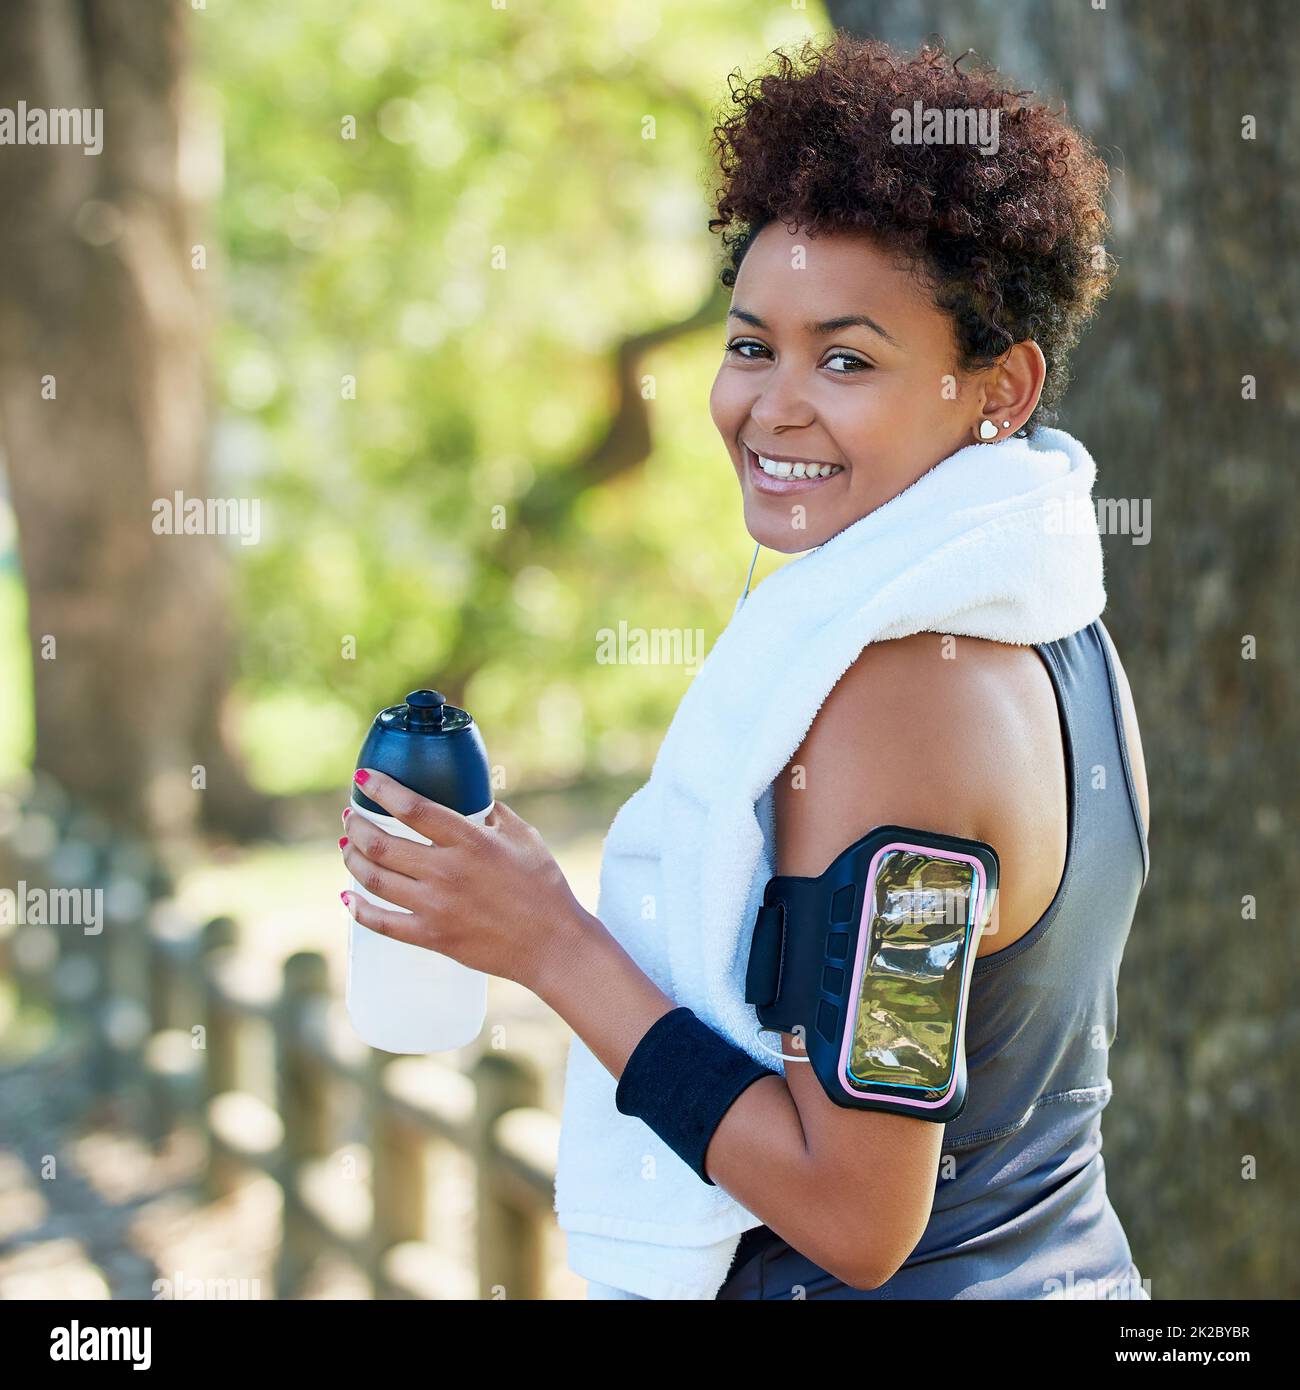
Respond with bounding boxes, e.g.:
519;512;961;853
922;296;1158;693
746;363;816;436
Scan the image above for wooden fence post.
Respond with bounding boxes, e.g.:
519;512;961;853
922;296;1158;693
54;811;113;1096
0;806;58;1021
141;903;206;1144
367;1050;431;1298
199;915;241;1198
473;1039;545;1300
95;838;156;1116
274;950;333;1298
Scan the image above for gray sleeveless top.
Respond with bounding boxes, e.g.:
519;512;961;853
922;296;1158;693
717;617;1151;1300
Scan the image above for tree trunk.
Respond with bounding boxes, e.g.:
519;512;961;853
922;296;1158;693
0;0;271;841
819;0;1298;1300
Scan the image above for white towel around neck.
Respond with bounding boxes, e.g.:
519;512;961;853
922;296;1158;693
553;426;1108;1299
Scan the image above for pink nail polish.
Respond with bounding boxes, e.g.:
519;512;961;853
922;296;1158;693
340;890;350;906
342;807;352;822
353;769;370;786
338;836;349;849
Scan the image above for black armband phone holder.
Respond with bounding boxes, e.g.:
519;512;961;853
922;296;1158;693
744;825;998;1122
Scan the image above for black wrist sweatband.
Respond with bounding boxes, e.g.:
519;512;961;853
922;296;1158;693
614;1006;776;1185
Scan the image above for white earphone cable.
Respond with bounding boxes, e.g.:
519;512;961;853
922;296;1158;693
737;540;761;609
754;1027;811;1063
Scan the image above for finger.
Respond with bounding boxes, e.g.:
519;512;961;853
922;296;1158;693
486;799;523;827
342;843;421;911
353;768;481;847
340;889;431;951
491;802;546;853
342;815;431;877
484;800;537;837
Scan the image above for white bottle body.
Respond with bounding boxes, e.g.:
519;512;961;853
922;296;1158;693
345;799;493;1053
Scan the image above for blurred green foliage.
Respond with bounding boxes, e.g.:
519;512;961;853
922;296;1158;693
202;0;824;797
0;552;32;782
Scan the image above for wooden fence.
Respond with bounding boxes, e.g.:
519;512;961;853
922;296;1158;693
0;775;564;1299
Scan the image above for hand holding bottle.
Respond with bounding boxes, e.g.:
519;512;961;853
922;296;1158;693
341;767;594;994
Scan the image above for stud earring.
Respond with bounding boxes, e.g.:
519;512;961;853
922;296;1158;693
978;419;999;441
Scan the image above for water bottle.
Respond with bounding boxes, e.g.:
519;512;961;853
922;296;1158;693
345;689;493;1053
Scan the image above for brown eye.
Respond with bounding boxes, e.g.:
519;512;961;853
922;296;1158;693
824;351;872;373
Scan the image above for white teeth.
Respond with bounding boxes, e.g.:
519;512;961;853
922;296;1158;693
753;450;844;480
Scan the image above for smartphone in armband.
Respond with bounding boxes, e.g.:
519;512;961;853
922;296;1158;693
744;825;998;1121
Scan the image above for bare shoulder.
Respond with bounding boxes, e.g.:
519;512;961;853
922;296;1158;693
775;631;1068;956
776;631;1056;859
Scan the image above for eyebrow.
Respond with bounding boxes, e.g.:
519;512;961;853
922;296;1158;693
728;307;901;349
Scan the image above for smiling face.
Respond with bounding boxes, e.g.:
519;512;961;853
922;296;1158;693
710;221;992;552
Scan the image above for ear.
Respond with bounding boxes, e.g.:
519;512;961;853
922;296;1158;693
972;340;1047;440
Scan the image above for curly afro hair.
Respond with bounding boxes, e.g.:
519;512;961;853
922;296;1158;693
708;31;1115;431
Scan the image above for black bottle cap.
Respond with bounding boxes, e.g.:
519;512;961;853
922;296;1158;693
404;689;446;729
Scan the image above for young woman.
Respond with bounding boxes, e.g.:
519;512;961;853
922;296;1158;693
339;33;1151;1300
